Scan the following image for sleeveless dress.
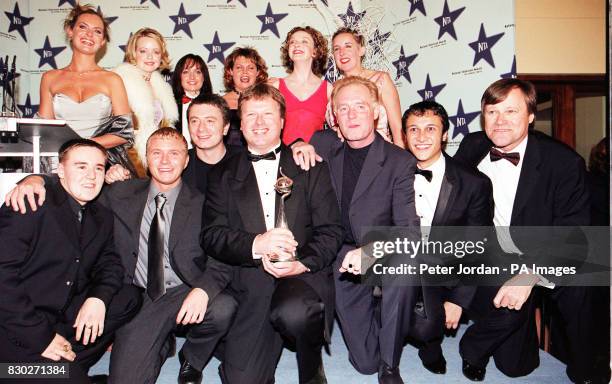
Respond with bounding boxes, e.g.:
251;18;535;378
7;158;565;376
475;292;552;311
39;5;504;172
279;78;328;145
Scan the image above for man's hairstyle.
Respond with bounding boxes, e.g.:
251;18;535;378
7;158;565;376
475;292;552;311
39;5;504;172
331;76;379;107
187;93;231;126
64;3;110;42
402;100;450;133
146;127;188;152
223;47;269;92
123;27;171;71
171;54;213;100
481;78;537;115
238;83;286;119
58;138;107;163
280;26;329;77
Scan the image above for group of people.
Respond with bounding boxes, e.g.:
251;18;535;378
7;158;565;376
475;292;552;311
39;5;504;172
0;3;608;384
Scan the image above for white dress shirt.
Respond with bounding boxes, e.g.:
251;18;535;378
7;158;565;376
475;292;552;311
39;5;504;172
414;154;446;239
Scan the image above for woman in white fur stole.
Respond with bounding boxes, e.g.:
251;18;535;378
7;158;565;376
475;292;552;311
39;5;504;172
113;27;178;176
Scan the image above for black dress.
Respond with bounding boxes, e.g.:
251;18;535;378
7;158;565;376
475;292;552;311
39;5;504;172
224;109;245;147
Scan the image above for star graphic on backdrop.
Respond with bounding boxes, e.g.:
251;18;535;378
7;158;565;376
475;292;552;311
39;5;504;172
449;99;480;139
256;3;288;38
324;56;337;83
0;57;21;91
338;2;365;26
34;36;66;69
17;94;39;118
368;29;391;57
308;0;328;7
227;0;247;6
392;46;418;83
118;32;133;53
140;0;160;9
58;0;76;7
4;2;34;42
433;0;465;40
169;3;201;39
468;23;504;68
408;0;426;16
500;56;517;79
417;74;446;101
203;31;235;64
96;6;117;25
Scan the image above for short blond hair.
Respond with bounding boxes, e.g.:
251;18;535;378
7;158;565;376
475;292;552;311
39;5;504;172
146;127;187;152
331;76;379;108
123;28;171;71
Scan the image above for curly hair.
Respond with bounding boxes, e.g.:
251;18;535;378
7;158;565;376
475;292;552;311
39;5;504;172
63;3;110;42
123;27;171;71
223;47;268;92
280;26;329;77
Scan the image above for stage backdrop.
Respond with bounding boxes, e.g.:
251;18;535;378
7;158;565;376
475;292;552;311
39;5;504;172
1;0;515;152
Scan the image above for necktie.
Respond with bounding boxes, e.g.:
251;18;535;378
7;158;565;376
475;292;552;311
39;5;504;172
247;146;281;162
489;147;520;166
415;168;433;182
147;193;167;301
181;95;192;104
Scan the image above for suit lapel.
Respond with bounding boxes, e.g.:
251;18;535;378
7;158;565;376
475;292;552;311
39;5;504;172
432;155;456;226
327;141;344;208
169;183;193;252
351;134;385;205
114;180;149;253
275;147;300;230
231;152;267;234
511;134;541;225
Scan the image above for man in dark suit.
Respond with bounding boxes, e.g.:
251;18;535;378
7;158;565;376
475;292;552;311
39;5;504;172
201;83;342;384
309;76;420;384
454;78;596;383
0;139;140;383
403;100;493;375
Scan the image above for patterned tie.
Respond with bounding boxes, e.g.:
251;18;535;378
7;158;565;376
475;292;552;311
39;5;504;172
147;193;167;301
489;147;520;166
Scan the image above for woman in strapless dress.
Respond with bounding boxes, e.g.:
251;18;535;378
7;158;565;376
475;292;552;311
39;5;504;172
270;26;332;145
222;47;269;147
330;27;405;148
37;4;136;174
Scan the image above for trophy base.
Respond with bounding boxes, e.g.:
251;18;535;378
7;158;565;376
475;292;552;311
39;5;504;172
269;253;297;263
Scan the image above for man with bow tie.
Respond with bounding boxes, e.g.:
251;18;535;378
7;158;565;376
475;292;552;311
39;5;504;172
454;79;596;383
201;83;342;384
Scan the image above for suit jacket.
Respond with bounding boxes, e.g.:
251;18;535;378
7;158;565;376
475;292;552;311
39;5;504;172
0;181;122;354
201;145;342;368
98;178;230;301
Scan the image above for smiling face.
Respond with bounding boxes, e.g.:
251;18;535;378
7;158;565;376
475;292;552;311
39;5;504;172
135;36;162;73
188;103;228;151
58;146;106;205
231;56;258;93
288;30;316;63
180;61;204;94
146;135;189;192
334;83;379;148
240;96;283;153
483;87;534;152
332;32;365;74
67;13;106;54
405;111;447;168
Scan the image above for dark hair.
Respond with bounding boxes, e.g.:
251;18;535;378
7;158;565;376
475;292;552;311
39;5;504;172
187;93;231;126
171;54;213;101
58;138;107;163
402;100;450;133
280;26;329;77
481;78;537;115
146;127;188;152
238;83;286;119
63;3;110;42
223;47;268;92
589;137;609;175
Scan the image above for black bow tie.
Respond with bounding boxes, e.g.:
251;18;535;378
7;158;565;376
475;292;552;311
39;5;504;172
415;168;433;182
489;147;520;166
247;147;281;162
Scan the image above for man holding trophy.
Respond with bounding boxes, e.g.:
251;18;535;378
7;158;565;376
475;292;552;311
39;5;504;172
201;83;342;384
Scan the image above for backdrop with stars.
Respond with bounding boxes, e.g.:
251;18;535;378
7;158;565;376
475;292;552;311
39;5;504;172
0;0;514;151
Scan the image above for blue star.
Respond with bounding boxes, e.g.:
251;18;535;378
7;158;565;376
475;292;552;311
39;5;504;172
338;2;366;27
256;3;288;38
34;36;66;69
368;29;391;57
417;74;446;101
118;32;133;53
433;0;465;40
500;56;517;79
58;0;76;7
140;0;160;9
17;94;39;118
324;56;338;83
408;0;426;16
169;3;201;39
4;2;34;42
392;46;418;83
96;6;118;26
468;23;504;68
449;99;480;139
227;0;247;6
203;31;235;64
0;57;20;92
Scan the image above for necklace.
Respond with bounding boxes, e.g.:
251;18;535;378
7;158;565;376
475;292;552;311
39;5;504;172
65;66;101;76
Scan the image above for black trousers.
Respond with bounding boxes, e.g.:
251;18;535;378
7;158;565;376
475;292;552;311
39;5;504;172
408;287;448;365
219;278;325;384
0;284;142;384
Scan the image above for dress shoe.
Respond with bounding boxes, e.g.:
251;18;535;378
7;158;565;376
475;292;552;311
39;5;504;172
178;351;203;384
378;363;404;384
304;363;328;384
462;359;486;381
89;374;108;384
422;355;446;374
